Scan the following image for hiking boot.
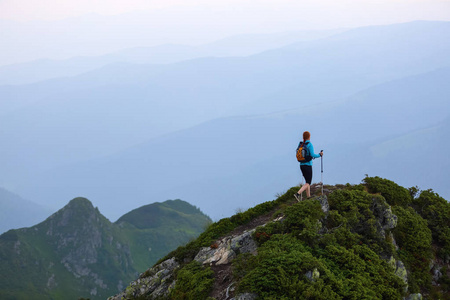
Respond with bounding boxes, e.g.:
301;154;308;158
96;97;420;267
294;193;302;202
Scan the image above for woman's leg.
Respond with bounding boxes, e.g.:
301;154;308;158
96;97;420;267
298;165;313;198
298;183;310;196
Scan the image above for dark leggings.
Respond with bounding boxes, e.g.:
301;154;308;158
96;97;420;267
300;165;313;185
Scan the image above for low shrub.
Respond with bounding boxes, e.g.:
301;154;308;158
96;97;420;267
327;189;394;255
363;176;412;207
412;190;450;261
236;234;405;299
169;261;214;300
393;206;433;293
237;235;341;299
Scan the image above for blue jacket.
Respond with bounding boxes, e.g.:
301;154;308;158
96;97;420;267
299;140;321;166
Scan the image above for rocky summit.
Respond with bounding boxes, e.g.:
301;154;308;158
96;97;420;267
109;178;450;300
0;198;211;300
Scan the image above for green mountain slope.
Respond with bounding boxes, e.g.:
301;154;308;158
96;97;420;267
0;198;211;300
116;200;212;270
111;177;450;300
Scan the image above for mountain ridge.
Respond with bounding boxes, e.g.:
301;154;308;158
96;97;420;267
109;177;450;300
0;28;343;85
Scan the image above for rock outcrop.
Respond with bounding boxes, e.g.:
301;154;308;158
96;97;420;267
195;229;258;266
317;195;329;214
405;293;423;300
230;293;258;300
371;196;398;238
305;268;320;282
110;227;261;300
107;258;179;300
389;256;408;290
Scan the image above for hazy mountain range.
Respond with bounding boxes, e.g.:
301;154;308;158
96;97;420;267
0;29;343;85
0;188;53;234
1;20;449;223
16;66;449;221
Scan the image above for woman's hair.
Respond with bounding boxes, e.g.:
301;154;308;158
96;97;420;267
303;131;310;142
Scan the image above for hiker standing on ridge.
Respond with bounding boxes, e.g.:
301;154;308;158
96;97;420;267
294;131;323;201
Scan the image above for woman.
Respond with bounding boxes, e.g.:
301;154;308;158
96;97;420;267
294;131;323;201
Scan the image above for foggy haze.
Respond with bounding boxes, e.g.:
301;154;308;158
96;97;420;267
0;0;449;230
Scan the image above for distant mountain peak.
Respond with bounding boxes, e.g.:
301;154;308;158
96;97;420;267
45;197;103;230
67;196;92;205
0;197;210;300
116;199;210;230
65;197;95;211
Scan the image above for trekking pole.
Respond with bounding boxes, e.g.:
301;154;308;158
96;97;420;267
321;150;324;195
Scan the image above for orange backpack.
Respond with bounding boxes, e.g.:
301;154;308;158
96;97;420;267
296;141;312;162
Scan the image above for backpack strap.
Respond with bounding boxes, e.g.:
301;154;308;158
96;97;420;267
303;141;311;160
297;141;309;150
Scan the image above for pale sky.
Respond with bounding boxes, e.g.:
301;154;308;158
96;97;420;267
1;0;450;65
1;0;450;24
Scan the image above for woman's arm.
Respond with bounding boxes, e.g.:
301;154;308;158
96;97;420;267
309;143;321;158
